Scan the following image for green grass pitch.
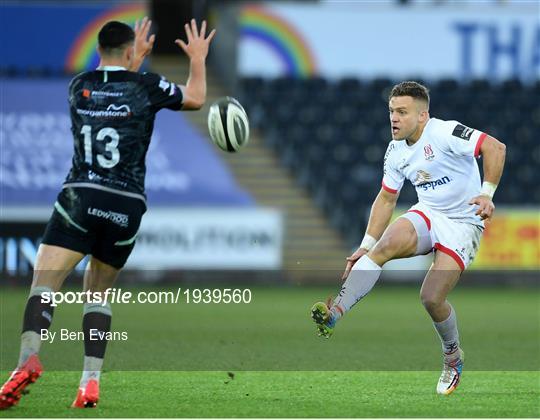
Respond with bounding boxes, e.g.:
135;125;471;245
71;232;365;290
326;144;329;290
1;285;538;417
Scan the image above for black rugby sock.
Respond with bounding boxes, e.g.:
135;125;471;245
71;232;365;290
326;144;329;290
83;303;112;359
19;286;55;366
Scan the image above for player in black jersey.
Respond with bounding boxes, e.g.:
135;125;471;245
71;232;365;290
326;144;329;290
0;17;216;410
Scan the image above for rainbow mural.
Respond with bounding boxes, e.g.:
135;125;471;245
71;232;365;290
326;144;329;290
65;3;146;73
240;6;317;78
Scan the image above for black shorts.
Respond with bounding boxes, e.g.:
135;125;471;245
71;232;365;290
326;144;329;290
42;187;146;269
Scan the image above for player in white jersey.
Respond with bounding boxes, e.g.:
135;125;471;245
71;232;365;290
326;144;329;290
311;81;506;395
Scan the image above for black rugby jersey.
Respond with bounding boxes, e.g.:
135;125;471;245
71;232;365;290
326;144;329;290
64;68;183;200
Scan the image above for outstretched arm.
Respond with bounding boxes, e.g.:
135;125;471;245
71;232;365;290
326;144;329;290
342;188;398;279
175;19;216;110
468;135;506;221
129;17;155;72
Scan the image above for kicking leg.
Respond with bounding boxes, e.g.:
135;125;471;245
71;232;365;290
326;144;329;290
311;218;418;338
73;256;119;408
1;245;84;410
420;251;464;395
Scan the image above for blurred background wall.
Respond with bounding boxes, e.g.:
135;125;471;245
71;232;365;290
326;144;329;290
0;0;538;285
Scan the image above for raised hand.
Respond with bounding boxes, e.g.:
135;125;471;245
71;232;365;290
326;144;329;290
175;19;216;61
134;16;155;60
129;16;155;72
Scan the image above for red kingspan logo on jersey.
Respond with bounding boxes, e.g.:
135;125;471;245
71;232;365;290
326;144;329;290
424;144;435;161
82;89;90;98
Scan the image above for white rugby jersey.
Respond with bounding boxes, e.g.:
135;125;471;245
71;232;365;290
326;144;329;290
382;118;487;226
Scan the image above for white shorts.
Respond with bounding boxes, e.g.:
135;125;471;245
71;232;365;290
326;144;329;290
399;202;484;270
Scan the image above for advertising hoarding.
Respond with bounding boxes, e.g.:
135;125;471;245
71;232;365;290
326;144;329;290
239;3;540;82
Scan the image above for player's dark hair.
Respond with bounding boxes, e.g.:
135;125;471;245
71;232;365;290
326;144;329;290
389;81;430;109
98;21;135;55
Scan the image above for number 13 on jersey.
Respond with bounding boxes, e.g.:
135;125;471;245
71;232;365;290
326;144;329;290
81;124;120;168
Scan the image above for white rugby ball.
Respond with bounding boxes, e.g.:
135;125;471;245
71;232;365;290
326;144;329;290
207;97;249;152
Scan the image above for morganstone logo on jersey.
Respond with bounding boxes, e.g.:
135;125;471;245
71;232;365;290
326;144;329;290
76;104;131;119
107;104;131;113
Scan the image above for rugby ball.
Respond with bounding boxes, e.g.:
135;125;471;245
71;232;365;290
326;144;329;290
207;97;249;152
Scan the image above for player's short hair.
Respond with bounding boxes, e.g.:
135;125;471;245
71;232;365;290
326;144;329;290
98;21;135;55
389;81;430;109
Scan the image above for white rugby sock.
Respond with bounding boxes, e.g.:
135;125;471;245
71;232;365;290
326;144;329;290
433;305;460;356
332;255;382;320
80;356;103;388
18;331;41;367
